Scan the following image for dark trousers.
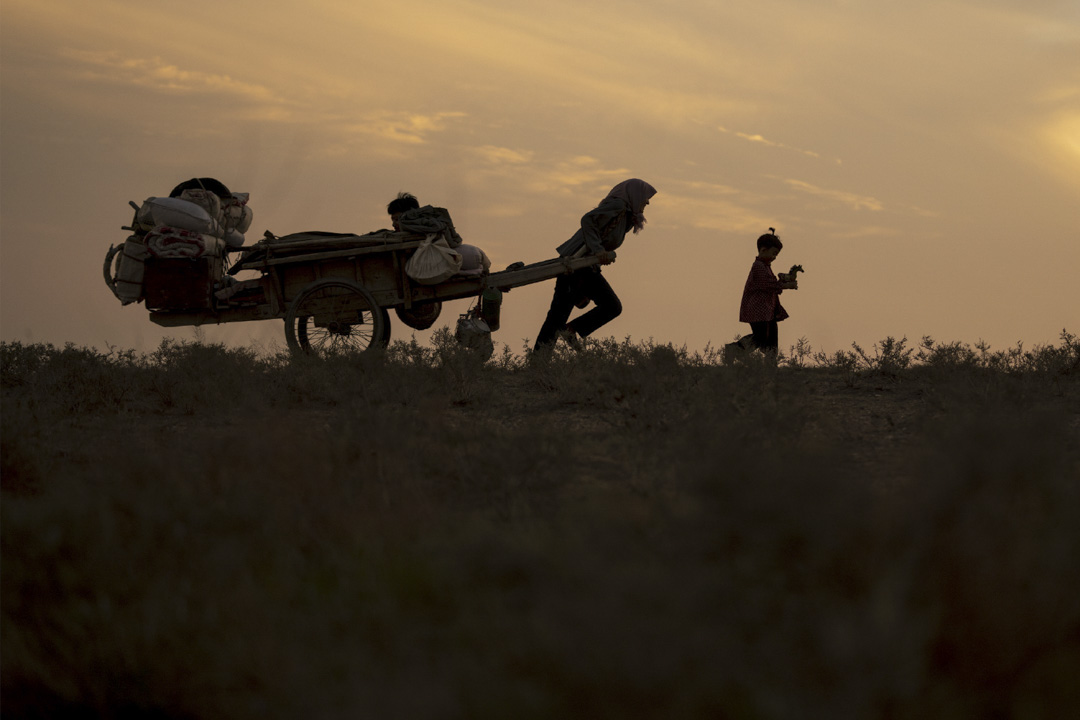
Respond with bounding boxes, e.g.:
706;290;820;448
535;269;622;349
749;321;779;353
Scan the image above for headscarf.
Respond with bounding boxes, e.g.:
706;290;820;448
604;178;657;234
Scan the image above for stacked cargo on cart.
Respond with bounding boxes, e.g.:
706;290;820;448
104;177;253;312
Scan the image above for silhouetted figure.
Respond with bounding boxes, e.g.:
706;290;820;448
534;179;657;350
737;230;798;360
387;192;420;231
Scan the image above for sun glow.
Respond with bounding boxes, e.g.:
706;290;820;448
1041;112;1080;190
1053;114;1080;160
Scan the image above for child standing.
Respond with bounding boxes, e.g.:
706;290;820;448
738;229;798;358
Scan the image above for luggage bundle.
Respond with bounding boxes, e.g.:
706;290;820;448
398;205;493;285
105;178;253;310
399;205;465;284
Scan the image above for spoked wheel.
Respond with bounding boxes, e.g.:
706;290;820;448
285;279;387;355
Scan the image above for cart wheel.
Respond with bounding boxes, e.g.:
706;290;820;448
285;279;387;354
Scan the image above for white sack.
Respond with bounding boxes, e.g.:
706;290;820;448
135;198;158;232
178;189;223;224
456;244;491;277
222;193;253;234
224;229;246;249
405;234;462;285
144;197;224;237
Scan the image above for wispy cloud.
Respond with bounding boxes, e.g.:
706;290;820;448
549;156;629;188
60;50;281;104
783;179;884;211
819;223;907;241
653;180;770;232
501;155;630;196
678;180;743;196
450;151;633;220
718;126;839;164
1023;15;1080;45
473;145;535;164
341;111;468;145
59;49;470;152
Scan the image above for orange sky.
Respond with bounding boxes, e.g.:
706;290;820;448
2;0;1078;355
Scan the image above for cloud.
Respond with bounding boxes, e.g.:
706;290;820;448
487;155;630;196
60;50;280;104
1022;14;1080;44
549;156;629;188
818;223;907;241
56;49;470;153
679;180;743;196
651;180;770;232
473;145;535;164
447;150;653;223
718;126;838;163
341;111;468;145
783;179;884;211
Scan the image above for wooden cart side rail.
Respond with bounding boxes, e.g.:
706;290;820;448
259;240;425;268
148;253;606;328
231;239;424;273
255;232;424;252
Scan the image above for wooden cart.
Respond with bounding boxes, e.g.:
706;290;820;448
108;230;603;353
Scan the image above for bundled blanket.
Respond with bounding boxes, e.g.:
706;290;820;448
146;226;226;259
395;206;463;248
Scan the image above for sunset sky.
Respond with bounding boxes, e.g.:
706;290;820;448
2;0;1077;355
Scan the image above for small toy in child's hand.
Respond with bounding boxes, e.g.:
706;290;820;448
778;264;804;283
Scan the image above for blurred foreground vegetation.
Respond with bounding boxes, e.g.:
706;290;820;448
3;331;1079;719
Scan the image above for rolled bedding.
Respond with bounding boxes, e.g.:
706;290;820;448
146;226;226;259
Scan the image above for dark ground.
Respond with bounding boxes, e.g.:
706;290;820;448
3;336;1079;719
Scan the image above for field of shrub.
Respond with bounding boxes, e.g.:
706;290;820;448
3;331;1079;719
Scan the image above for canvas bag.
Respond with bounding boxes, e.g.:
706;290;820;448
221;192;253;248
139;197;225;238
405;234;463;285
455;311;494;359
105;237;150;305
178;188;223;227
